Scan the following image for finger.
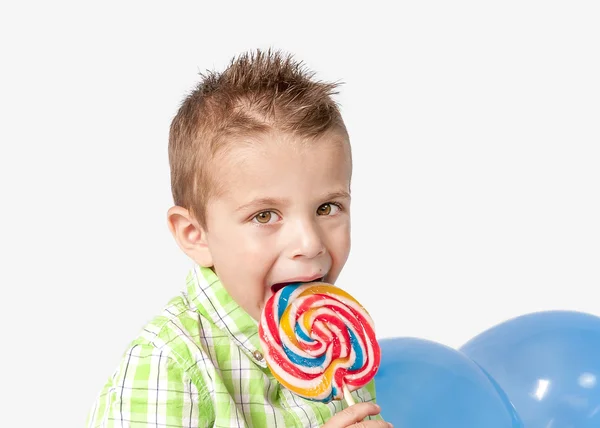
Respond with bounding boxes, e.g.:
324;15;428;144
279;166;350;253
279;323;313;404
325;402;381;426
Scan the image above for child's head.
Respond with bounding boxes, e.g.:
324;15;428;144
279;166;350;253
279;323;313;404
167;49;353;320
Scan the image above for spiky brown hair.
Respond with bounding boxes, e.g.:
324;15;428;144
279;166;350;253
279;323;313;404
168;48;349;227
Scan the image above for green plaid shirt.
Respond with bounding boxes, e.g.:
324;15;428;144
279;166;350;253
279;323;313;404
86;265;380;427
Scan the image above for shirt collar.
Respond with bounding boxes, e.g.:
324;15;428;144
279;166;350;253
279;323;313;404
185;264;267;368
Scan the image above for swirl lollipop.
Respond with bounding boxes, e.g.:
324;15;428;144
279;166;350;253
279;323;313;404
258;282;381;406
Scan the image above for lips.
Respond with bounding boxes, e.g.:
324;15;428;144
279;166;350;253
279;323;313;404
270;277;324;294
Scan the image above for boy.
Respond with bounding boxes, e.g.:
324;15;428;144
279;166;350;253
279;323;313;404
86;49;391;428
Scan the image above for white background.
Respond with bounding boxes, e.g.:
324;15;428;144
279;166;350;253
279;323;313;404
1;1;599;426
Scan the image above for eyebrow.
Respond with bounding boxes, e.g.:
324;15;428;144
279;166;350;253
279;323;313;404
234;190;351;213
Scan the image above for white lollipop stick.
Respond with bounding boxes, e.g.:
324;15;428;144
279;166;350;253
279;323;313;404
343;383;355;407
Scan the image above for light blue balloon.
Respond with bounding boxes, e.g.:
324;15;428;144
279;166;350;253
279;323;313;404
460;310;600;428
374;337;523;428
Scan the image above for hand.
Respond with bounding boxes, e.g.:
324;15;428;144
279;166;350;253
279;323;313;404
321;402;393;427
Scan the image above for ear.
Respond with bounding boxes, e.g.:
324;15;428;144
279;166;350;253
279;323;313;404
166;206;213;267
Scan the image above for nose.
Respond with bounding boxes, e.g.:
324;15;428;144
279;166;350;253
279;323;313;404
289;219;326;260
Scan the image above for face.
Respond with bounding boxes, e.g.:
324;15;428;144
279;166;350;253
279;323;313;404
201;130;352;321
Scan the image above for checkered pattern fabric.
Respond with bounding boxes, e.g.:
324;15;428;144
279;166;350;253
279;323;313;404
86;265;380;427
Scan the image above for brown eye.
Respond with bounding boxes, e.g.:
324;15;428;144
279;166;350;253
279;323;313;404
317;204;332;215
255;211;272;223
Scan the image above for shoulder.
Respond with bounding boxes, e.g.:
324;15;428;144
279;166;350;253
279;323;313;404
85;294;216;427
86;341;215;428
96;291;216;393
130;292;211;372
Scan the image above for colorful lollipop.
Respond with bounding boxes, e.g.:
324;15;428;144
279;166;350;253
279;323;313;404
258;282;381;405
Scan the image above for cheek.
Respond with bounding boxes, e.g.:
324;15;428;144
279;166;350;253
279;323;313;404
328;223;351;267
212;226;278;271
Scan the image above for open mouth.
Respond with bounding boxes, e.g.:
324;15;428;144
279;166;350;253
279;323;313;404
270;277;324;294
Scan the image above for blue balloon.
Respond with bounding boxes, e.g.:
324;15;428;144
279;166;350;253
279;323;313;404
460;310;600;428
375;337;523;428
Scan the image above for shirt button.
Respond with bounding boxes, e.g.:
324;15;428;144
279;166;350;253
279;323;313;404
253;350;264;361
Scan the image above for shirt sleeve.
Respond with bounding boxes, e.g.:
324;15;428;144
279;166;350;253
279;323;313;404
86;342;214;428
